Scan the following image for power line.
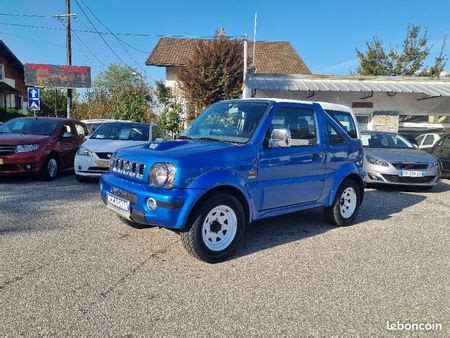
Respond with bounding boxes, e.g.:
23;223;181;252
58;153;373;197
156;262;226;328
74;0;130;68
0;21;241;39
77;0;146;73
0;12;56;18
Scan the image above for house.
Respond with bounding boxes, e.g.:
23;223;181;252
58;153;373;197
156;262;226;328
0;40;27;111
145;37;311;99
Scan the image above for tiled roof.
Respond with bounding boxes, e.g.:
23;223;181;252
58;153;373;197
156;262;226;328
145;37;311;74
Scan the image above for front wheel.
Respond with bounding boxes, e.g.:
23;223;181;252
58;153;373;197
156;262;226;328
39;155;59;181
324;179;362;226
180;193;246;263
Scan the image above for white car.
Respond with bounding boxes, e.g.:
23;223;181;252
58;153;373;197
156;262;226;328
75;122;161;181
415;133;444;153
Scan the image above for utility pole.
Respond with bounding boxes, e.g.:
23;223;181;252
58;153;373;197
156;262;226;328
65;0;72;118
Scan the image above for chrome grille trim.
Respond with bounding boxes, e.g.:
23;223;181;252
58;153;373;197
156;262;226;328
111;158;146;179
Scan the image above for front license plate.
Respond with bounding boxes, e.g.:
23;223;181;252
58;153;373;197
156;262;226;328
107;193;130;216
400;170;425;177
0;158;3;165
96;160;110;168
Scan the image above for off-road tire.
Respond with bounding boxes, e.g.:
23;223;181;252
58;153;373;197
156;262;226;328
324;179;362;226
180;193;246;263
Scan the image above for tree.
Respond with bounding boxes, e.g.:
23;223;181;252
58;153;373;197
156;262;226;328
73;64;155;122
40;89;68;117
158;103;183;138
356;24;447;77
178;29;244;120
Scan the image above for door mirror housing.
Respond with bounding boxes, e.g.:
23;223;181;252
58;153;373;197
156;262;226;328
268;128;291;148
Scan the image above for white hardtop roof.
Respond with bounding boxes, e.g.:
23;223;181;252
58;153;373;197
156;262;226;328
237;98;353;113
81;119;133;124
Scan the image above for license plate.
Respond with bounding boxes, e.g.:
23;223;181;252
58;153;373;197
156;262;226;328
400;170;425;177
96;160;110;168
107;193;130;216
0;158;3;165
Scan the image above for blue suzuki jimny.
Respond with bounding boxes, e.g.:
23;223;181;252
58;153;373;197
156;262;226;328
100;99;365;262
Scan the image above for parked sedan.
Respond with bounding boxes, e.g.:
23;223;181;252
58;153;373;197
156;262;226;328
431;134;450;178
0;117;87;180
362;131;440;189
415;133;444;152
74;122;160;181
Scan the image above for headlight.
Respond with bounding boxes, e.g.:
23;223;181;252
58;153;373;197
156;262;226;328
366;155;390;167
77;146;93;157
149;163;176;188
15;144;39;153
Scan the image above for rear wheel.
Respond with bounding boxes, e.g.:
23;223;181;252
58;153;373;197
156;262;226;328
325;179;362;226
180;193;246;263
39;155;59;181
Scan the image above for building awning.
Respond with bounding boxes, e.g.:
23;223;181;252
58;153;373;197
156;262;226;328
245;73;450;97
0;81;21;94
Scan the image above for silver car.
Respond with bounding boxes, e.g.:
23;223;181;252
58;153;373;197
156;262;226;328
362;131;440;188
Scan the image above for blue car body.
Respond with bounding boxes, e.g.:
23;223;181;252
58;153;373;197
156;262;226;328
100;99;365;230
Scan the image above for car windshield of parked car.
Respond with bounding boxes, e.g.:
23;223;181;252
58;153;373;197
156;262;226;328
0;119;59;136
361;132;414;149
90;123;149;141
183;101;268;143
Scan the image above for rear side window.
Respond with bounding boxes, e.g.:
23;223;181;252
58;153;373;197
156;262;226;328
75;123;87;136
326;110;358;139
416;135;425;145
423;135;434;145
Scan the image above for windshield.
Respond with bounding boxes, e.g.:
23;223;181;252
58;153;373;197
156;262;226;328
361;132;414;149
0;119;59;136
183;101;268;143
90;123;149;141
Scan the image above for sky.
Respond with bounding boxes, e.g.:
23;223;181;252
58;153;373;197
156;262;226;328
1;0;449;85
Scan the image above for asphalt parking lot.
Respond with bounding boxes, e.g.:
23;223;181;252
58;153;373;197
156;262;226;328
1;174;449;335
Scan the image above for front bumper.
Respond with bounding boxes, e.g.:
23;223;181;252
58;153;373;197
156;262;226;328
75;155;110;177
100;172;205;229
364;163;440;186
0;151;44;175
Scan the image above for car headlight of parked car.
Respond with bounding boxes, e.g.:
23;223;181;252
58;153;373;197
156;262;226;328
149;162;176;188
15;144;39;153
366;155;390;167
77;146;93;157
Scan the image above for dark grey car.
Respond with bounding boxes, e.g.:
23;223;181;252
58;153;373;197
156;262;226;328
362;131;440;188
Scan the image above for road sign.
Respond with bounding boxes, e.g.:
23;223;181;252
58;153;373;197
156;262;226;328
27;87;40;111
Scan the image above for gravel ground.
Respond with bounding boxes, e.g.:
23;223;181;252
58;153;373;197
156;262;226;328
1;174;449;336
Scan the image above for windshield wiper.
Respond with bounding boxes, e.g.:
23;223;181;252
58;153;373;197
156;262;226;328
178;135;192;140
197;137;229;143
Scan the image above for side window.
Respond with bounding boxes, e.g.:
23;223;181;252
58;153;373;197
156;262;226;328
416;135;425;145
327;123;346;146
327;110;358;139
270;107;317;146
423;135;434;145
62;124;73;137
75;123;87;137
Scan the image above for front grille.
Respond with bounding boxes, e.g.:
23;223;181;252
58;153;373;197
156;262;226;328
382;174;436;184
111;158;146;179
0;164;19;171
391;162;429;170
0;145;15;155
96;152;113;160
87;166;109;172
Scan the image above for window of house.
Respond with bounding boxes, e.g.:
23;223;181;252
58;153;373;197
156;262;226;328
0;64;4;80
327;123;346;146
269;107;317;146
0;92;5;108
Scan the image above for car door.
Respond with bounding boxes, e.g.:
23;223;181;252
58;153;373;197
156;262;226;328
257;105;326;210
58;123;78;167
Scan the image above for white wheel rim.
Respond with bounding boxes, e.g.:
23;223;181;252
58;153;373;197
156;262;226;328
48;159;58;177
340;187;357;219
202;205;237;252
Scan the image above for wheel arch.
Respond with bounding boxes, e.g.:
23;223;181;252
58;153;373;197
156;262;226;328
328;172;365;206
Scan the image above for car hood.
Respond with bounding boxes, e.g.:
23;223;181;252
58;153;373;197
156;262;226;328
365;147;436;163
0;133;51;145
82;139;150;153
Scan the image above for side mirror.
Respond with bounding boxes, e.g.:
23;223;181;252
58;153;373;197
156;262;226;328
62;131;73;138
268;128;291;148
